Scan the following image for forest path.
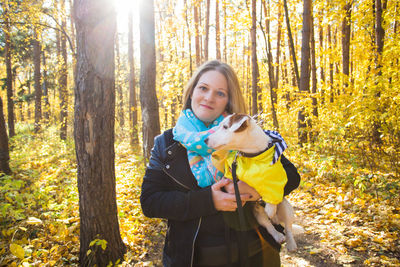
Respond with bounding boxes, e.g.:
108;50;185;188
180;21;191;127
131;174;400;267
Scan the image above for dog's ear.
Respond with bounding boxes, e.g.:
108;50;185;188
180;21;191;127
230;115;249;132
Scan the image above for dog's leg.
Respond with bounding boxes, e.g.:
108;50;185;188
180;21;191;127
264;202;277;218
276;198;297;251
253;203;285;244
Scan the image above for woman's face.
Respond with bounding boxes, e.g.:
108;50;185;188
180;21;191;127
191;70;229;125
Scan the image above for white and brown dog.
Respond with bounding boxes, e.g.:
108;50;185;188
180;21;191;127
205;113;298;251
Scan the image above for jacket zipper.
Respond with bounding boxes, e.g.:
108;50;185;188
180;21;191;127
163;167;192;190
191;217;202;267
163;166;201;266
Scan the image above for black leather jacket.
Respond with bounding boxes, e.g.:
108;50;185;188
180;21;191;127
140;129;300;267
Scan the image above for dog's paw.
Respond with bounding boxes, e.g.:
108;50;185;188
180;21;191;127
286;241;297;252
272;232;286;244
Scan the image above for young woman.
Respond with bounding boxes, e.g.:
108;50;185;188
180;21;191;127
140;60;300;267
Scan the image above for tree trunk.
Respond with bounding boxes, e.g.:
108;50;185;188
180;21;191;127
115;28;125;130
251;0;259;116
310;14;318;142
27;71;31;120
73;0;126;265
261;0;279;129
60;0;68;140
375;0;385;68
204;0;210;61
372;0;385;144
342;2;351;92
275;2;282;89
223;2;227;62
42;50;50;122
0;97;11;175
4;14;15;138
194;3;201;66
69;0;77;80
184;0;193;76
128;9;139;146
298;0;312;145
140;0;161;160
246;43;251;111
216;0;221;60
319;16;325;104
33;29;42;133
328;24;334;103
16;66;24;122
283;0;300;86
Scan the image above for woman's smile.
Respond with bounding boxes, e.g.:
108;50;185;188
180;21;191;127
200;104;213;110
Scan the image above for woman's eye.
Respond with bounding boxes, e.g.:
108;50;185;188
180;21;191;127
199;86;207;91
217;91;226;97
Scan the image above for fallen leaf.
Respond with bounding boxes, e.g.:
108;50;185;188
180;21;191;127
10;243;25;260
337;254;356;264
26;217;43;225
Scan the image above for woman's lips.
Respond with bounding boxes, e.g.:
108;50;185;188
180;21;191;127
200;104;213;110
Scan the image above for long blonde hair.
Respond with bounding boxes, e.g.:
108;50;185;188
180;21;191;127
182;60;247;114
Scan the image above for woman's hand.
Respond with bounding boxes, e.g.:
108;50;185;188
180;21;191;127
211;179;251;211
224;179;261;201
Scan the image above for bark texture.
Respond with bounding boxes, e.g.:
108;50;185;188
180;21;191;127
73;0;126;265
251;0;259;115
140;0;160;160
33;29;42;133
128;9;138;146
298;0;312;145
60;0;68;140
4;14;15;138
0;97;11;175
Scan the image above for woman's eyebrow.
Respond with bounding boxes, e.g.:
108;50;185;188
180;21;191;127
198;82;228;91
197;82;209;86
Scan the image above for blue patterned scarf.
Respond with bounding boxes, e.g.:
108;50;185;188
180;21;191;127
173;109;225;187
173;109;288;188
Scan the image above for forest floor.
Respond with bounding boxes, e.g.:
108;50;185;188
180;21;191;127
0;125;399;266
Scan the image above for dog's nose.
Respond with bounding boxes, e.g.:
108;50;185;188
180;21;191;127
204;137;209;145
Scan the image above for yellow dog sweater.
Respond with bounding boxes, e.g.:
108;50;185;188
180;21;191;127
212;146;287;204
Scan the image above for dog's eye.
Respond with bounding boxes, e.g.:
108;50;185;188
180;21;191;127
223;125;228;129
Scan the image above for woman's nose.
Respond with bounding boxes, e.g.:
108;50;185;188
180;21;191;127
204;90;214;101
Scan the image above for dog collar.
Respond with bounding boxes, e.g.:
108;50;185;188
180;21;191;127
237;142;273;158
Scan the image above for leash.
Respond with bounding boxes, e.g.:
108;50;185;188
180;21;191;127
231;152;248;267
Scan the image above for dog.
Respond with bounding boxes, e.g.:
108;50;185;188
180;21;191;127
204;113;298;251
